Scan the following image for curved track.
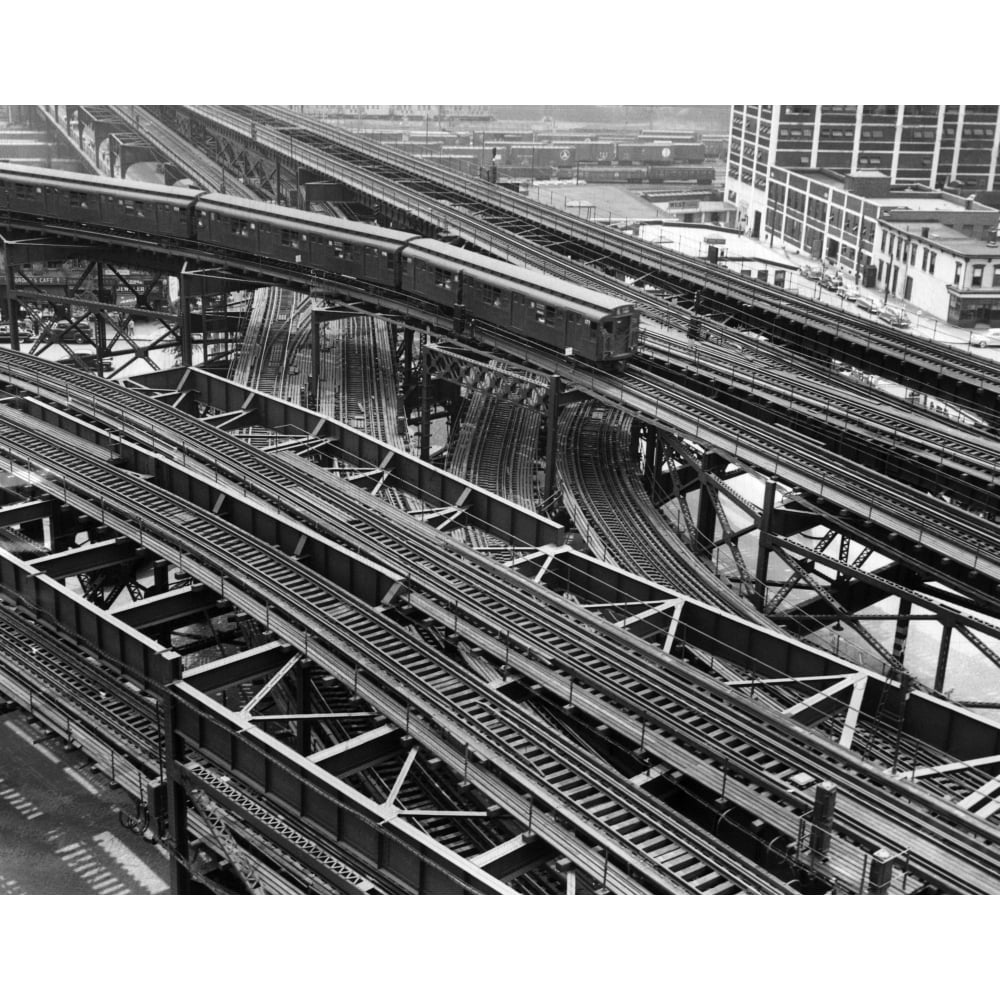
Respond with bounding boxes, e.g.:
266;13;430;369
3;350;1000;892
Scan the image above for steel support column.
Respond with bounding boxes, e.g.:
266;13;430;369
753;479;777;611
934;616;954;694
694;454;725;557
543;374;561;504
162;669;194;894
94;262;108;372
3;243;20;352
310;310;321;408
809;781;837;859
295;659;311;757
892;597;913;665
178;270;193;368
420;343;431;462
402;326;413;394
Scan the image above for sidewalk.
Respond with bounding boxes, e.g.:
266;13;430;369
717;236;985;355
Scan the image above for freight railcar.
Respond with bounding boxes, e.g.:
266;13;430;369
577;164;647;183
662;142;707;163
0;164;640;368
614;142;678;165
645;164;717;184
506;144;576;169
570;141;616;163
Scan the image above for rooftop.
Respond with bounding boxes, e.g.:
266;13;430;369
884;220;1000;258
870;194;970;212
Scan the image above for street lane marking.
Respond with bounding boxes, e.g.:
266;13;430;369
0;778;44;820
5;719;60;762
63;767;100;796
57;841;130;894
93;831;169;894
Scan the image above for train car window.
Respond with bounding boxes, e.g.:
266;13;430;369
434;268;451;287
69;193;87;209
229;219;249;237
280;229;300;247
545;306;558;326
197;210;207;229
530;301;546;324
329;239;345;258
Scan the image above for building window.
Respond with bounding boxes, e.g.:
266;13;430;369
922;248;928;270
929;252;936;275
904;276;913;300
880;231;887;253
888;234;895;256
955;263;963;285
993;265;1000;288
972;264;985;287
910;244;917;265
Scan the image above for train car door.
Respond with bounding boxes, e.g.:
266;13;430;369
511;292;527;332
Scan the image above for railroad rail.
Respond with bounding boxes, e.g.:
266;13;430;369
556;398;769;624
192;104;1000;417
0;403;791;895
3;350;1000;892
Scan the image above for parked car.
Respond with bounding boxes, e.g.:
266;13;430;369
879;305;911;328
819;272;843;290
971;330;1000;348
856;297;879;313
799;263;822;280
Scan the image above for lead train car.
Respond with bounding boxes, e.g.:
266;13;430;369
0;163;640;366
403;239;638;364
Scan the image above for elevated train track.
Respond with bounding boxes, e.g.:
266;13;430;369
0;395;790;895
2;350;1000;892
3;151;1000;888
182;104;1000;418
4;164;998;620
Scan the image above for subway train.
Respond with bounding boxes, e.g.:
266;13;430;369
0;164;640;367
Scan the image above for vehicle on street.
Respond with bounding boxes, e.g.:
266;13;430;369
971;330;1000;348
856;297;878;313
879;305;911;328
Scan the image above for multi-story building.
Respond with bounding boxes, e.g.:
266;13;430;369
727;105;1000;325
879;215;1000;327
728;105;1000;238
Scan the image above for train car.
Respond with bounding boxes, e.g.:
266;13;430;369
701;136;728;159
663;142;707;163
195;193;413;287
577;164;647;184
401;239;639;365
614;142;677;165
506;144;576;169
646;164;716;184
0;162;197;244
0;165;640;370
570;140;616;163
